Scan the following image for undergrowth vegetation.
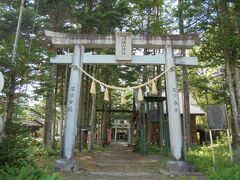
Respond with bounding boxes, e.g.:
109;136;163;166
187;138;240;180
0;122;62;180
147;144;163;154
0;165;62;180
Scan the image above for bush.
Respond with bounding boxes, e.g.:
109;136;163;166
147;144;162;154
0;122;63;180
187;145;215;172
0;164;62;180
132;136;140;152
0;122;48;167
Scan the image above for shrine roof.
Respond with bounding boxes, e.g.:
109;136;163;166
178;93;205;115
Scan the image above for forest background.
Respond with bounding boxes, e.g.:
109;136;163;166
0;0;240;179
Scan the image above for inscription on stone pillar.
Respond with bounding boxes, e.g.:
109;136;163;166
115;32;132;61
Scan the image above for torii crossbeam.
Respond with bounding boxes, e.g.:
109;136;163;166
45;30;200;171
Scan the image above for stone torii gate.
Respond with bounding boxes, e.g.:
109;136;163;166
45;31;200;171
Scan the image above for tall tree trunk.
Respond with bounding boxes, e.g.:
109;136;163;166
60;65;68;157
219;1;240;159
103;81;109;145
182;66;191;152
76;65;86;150
87;66;94;122
147;105;151;145
142;64;148;148
157;65;163;146
103;101;108;145
178;0;191;157
44;65;56;147
224;50;240;145
44;0;69;148
78;65;86;124
6;70;16;123
232;50;240;109
89;65;97;150
85;65;91;125
5;0;24;124
89;94;96;150
52;65;59;148
95;66;102;146
231;50;240;148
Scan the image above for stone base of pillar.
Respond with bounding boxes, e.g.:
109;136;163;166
55;159;79;172
166;160;197;175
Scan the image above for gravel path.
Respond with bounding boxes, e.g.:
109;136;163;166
62;142;206;180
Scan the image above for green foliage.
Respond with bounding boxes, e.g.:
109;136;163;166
71;0;131;34
187;145;214;172
195;124;208;131
44;146;60;157
0;122;62;179
93;144;105;152
0;122;48;167
128;0;169;34
0;165;62;180
187;139;240;179
132;136;140;152
147;144;162;154
209;165;240;180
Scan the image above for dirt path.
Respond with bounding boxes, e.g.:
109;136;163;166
62;142;205;180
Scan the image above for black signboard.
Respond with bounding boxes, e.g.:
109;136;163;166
207;104;228;130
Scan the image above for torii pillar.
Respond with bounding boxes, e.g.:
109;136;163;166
165;43;182;160
0;72;4;141
63;45;84;159
45;30;200;172
55;44;84;171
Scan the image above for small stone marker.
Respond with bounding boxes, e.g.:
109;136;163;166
207;104;228;130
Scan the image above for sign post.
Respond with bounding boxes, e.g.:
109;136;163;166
207;104;233;165
209;129;215;164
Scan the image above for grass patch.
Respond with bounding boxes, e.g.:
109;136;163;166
0;164;62;180
187;140;239;180
147;144;162;154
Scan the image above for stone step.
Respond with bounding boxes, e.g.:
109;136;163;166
89;171;158;177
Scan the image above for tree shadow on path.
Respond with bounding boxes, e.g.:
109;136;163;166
62;142;206;180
